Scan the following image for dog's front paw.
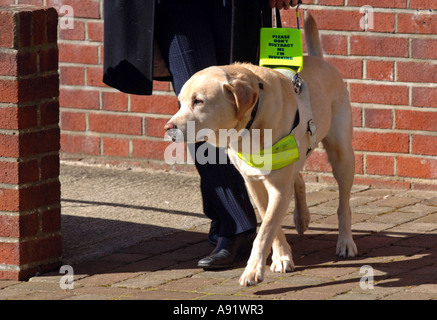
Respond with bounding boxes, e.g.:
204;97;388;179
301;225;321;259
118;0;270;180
336;236;358;257
239;258;265;286
270;254;295;273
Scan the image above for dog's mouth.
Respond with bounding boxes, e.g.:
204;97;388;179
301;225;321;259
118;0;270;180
165;128;209;143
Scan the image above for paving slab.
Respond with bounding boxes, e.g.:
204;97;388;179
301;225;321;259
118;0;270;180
1;161;437;302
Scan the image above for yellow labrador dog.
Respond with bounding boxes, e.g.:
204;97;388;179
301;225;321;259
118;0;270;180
164;14;357;286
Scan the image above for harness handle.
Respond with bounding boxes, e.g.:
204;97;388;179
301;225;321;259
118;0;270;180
272;1;302;30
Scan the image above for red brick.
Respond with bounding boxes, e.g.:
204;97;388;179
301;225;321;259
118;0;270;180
59;20;85;40
19;180;61;211
41;207;61;233
32;8;46;46
355;153;364;174
353;176;410;189
0;128;60;158
40;101;60;126
366;61;394;81
40;154;60;179
60;133;101;155
412;87;437;108
0;79;19;103
39;47;58;72
366;155;394;176
325;57;362;79
412;135;437;156
397;12;437;34
46;7;58;43
318;0;345;5
60;66;85;86
396;110;437;132
305;149;332;172
48;0;101;19
130;95;179;114
0;133;20;158
0;213;38;238
0;105;38;130
153;81;171;92
60;88;100;110
351;107;363;127
364;108;393;129
19;128;61;158
89;114;143;135
0;188;20;212
0;162;19;184
103;137;129;157
61;111;86;131
19;235;62;265
308;9;363;31
15;74;59;103
348;0;407;8
0;10;15;48
397;61;437;84
0;160;39;184
350;35;408;58
372;13;396;32
410;0;437;10
0;242;20;265
58;43;99;64
0;51;37;76
102;91;128;111
412;38;437;59
353;131;409;153
397;156;437;179
86;66;106;87
0;52;18;76
320;34;348;55
87;21;103;42
349;83;409;106
18;10;32;48
144;117;169;138
132;139;170;160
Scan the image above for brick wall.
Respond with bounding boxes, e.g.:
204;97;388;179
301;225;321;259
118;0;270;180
7;0;436;189
0;4;61;280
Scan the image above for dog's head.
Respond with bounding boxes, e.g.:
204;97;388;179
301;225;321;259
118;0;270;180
164;65;260;147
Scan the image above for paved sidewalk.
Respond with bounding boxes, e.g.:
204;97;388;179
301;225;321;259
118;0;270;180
0;161;436;300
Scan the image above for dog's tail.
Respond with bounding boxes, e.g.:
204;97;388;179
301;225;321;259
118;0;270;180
304;13;323;59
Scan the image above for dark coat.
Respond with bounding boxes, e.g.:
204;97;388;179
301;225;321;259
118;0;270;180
103;0;278;95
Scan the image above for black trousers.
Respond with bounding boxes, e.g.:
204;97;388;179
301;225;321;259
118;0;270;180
155;0;257;237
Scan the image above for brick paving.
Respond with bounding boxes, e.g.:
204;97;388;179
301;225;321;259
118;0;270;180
1;165;437;300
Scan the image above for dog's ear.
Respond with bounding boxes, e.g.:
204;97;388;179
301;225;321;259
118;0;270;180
223;80;258;122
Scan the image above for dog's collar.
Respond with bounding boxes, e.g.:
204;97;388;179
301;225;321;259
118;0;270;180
244;83;264;131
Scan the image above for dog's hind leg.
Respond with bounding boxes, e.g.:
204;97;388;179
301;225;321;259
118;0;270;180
293;172;311;235
322;99;358;257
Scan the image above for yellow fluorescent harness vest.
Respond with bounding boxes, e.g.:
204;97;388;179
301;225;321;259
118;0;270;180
236;133;300;171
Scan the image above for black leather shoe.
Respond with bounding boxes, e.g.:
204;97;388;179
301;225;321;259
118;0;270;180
198;230;256;270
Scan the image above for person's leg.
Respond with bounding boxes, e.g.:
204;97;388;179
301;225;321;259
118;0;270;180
155;0;257;268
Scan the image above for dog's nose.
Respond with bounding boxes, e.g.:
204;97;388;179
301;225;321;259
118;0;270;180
164;121;177;131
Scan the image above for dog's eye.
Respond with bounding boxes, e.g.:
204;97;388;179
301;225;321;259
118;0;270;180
193;98;204;106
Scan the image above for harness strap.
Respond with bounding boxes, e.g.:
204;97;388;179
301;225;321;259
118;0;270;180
244;82;264;132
